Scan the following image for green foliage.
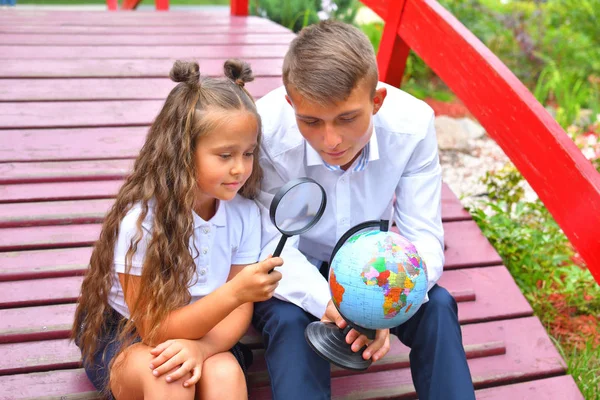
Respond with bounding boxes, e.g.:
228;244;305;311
250;0;359;33
250;0;321;33
554;338;600;400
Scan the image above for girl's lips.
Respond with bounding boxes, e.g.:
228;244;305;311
223;182;241;189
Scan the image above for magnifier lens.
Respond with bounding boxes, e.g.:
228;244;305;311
274;182;324;234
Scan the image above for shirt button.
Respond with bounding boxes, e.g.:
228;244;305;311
199;269;207;276
202;248;208;255
203;227;210;234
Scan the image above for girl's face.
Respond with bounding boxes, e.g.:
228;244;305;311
193;110;258;217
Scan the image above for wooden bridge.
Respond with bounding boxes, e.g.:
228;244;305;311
0;0;595;398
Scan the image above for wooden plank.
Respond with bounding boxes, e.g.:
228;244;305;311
0;274;473;309
0;101;163;130
0;248;92;282
366;0;600;283
0;199;113;228
442;220;503;268
0;15;273;27
0;58;285;79
475;375;583;400
0;335;503;379
0;33;296;46
249;316;567;399
0;45;290;59
0;369;100;400
0;181;122;204
441;184;470;222
0;219;492;259
0;160;134;185
0;25;290;35
0;77;282;102
0;267;529;342
0;185;467;227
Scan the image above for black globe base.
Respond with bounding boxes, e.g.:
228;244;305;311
305;321;372;371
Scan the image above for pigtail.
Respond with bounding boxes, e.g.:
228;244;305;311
224;59;256;103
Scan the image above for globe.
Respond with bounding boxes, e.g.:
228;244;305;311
329;229;428;330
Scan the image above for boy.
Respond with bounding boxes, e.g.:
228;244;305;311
253;20;475;400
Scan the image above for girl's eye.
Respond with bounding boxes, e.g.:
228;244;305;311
244;152;255;157
220;154;232;159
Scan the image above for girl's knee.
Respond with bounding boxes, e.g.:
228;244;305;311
199;352;246;395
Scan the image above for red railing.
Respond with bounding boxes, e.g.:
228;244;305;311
229;0;600;284
106;0;168;11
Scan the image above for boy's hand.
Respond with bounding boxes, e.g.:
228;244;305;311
149;339;206;387
231;256;283;303
321;299;391;362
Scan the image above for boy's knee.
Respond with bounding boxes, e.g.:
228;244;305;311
428;285;458;315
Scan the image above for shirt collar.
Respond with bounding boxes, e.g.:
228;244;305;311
305;126;380;171
192;200;226;229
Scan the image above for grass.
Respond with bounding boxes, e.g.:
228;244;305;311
16;0;229;5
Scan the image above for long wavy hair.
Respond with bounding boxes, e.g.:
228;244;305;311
72;59;262;369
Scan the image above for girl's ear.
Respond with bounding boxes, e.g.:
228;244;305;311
372;87;387;115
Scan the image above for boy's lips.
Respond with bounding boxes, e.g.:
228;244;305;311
324;149;347;158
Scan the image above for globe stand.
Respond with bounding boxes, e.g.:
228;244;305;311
305;320;376;371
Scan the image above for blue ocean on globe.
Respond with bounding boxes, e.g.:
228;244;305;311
329;230;429;329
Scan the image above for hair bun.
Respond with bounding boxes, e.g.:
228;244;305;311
170;60;200;86
224;59;254;86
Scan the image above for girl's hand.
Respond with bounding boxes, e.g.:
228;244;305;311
231;256;283;303
149;339;206;387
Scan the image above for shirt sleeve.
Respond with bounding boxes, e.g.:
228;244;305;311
232;201;262;265
394;114;445;295
113;205;150;276
257;148;331;319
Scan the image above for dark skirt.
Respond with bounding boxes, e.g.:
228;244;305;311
76;307;253;399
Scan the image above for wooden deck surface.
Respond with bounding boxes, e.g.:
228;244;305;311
0;9;583;400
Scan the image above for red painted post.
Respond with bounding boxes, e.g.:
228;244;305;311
121;0;142;9
231;0;249;16
155;0;169;11
106;0;118;11
376;0;410;87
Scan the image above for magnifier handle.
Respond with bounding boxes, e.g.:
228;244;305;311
272;234;289;258
269;234;289;273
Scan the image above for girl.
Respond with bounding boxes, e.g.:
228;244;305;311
73;59;283;400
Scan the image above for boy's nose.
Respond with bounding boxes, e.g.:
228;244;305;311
322;125;342;149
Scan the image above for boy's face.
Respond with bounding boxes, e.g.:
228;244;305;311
286;80;387;170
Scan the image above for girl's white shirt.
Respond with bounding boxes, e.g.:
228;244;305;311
108;195;261;318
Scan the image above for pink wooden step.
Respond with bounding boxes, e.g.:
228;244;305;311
0;181;122;204
0;45;290;60
0;25;291;35
249;316;567;399
0;188;468;228
0;334;503;379
0;101;163;130
0;77;282;102
0;247;92;281
0;58;285;79
0;272;473;309
474;375;583;399
442;221;503;268
1;33;296;46
0;266;530;343
0;317;567;400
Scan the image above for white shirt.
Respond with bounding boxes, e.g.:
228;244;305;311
108;196;261;318
256;83;444;319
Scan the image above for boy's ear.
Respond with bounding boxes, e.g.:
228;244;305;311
285;94;293;108
372;87;387;115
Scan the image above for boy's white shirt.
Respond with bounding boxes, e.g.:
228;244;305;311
108;195;261;318
256;83;445;319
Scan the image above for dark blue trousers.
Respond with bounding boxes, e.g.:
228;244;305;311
252;284;475;400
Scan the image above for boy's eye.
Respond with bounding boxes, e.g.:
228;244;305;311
220;154;232;159
302;119;319;126
340;116;356;123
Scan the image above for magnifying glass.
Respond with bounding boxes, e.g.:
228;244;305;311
269;177;327;258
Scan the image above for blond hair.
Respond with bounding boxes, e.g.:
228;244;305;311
282;20;378;104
